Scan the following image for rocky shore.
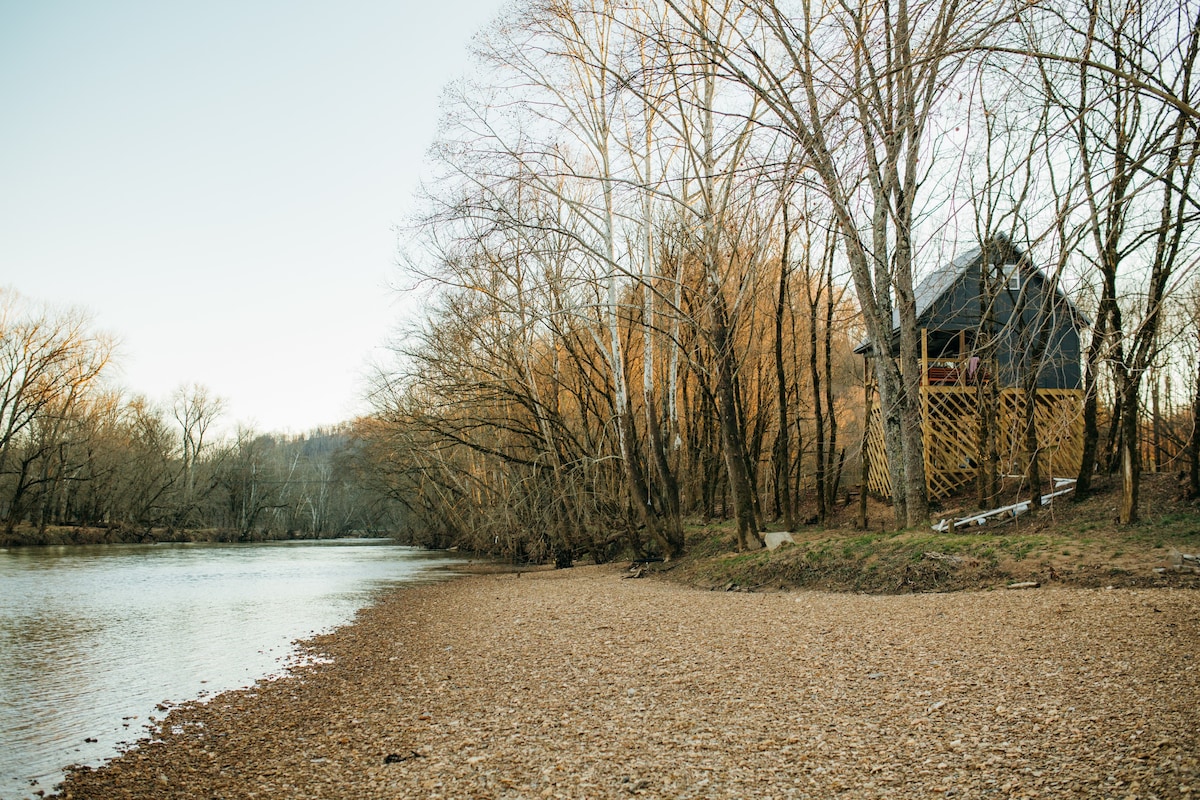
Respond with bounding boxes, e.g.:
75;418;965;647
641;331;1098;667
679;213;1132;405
55;566;1199;799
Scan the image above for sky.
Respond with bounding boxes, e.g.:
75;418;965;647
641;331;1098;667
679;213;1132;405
0;0;506;434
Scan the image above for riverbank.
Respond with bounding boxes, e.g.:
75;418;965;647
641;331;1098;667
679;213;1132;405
0;525;392;549
54;565;1198;799
663;472;1200;594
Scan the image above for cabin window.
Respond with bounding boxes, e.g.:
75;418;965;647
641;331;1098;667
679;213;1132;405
1006;264;1021;290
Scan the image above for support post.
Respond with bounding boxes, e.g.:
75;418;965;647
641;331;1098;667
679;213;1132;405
921;328;929;387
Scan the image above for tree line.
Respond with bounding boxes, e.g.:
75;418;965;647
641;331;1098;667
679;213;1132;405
10;0;1200;557
0;289;402;546
355;0;1200;562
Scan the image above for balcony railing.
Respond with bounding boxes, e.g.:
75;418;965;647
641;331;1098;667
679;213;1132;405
922;356;989;387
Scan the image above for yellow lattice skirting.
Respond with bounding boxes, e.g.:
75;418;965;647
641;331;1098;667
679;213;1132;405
865;387;1083;500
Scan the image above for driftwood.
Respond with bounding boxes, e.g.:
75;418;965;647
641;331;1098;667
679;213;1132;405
1169;550;1200;573
1006;581;1041;590
932;479;1076;533
383;751;424;764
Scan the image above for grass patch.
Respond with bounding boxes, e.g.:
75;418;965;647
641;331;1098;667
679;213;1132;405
653;473;1200;594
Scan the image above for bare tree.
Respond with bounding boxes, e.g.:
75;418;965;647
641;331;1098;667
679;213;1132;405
0;291;112;534
663;0;1007;526
1187;291;1200;499
1027;0;1200;521
171;383;224;528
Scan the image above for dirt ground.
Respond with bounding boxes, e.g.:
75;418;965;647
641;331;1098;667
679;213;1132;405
53;565;1199;800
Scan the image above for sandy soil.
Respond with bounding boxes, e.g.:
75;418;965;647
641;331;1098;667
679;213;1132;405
54;566;1199;799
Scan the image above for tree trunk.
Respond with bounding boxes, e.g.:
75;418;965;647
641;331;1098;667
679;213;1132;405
706;275;761;548
1104;392;1124;474
712;307;762;550
809;277;827;523
1076;267;1117;497
1188;350;1200;499
1076;382;1102;496
1152;368;1163;473
823;247;840;513
4;456;34;536
1024;388;1043;507
774;207;795;530
644;395;684;553
1117;377;1141;523
641;276;685;556
876;361;908;528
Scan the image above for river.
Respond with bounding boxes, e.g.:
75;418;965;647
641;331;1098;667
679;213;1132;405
0;539;464;799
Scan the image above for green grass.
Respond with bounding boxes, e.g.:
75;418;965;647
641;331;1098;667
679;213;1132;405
1129;514;1200;545
999;539;1036;560
661;478;1200;594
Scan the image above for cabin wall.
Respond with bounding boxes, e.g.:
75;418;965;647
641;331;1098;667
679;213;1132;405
923;271;1082;390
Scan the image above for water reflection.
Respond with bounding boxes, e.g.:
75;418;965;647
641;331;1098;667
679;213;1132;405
0;540;462;800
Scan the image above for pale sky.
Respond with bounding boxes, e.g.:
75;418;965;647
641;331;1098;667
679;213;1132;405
0;0;506;433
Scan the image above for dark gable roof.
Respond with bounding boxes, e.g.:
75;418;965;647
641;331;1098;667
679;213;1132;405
912;245;986;326
854;241;1087;355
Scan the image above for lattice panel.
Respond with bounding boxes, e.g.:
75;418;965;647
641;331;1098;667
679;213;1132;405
866;386;1084;501
1044;392;1085;477
864;402;892;497
995;389;1084;481
922;386;982;499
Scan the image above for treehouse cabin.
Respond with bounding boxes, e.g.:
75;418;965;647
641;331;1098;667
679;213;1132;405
855;239;1086;500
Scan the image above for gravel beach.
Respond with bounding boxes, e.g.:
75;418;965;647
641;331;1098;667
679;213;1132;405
55;566;1199;799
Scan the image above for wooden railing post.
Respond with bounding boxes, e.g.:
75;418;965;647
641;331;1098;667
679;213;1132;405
921;328;929;387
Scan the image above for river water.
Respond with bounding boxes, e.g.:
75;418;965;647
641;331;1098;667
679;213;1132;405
0;539;463;799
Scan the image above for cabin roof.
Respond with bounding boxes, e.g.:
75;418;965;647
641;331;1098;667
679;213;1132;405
912;246;985;325
854;241;1088;355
